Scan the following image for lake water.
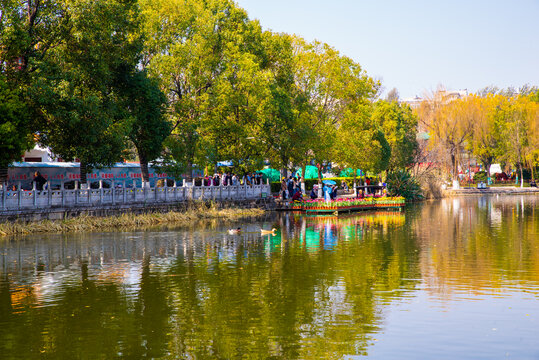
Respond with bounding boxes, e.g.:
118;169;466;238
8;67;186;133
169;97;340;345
1;196;538;359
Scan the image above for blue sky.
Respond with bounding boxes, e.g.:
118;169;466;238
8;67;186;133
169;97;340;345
235;0;539;99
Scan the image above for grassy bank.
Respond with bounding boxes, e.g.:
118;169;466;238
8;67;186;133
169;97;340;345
0;203;265;237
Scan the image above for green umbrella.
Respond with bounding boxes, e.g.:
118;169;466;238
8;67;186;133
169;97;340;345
258;168;281;182
296;165;319;179
339;168;364;177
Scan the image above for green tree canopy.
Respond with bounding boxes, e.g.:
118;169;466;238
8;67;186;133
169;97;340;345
372;100;418;170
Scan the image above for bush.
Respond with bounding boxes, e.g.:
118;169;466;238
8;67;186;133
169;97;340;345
473;171;488;182
271;182;281;193
385;170;423;202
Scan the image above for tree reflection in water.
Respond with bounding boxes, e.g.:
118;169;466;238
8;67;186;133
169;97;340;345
0;195;538;359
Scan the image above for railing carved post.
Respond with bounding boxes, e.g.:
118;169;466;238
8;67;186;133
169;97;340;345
201;179;204;201
47;182;52;207
99;180;103;204
219;181;223;200
75;181;79;205
2;182;6;210
33;181;37;207
61;181;65;207
17;182;22;210
123;181;126;204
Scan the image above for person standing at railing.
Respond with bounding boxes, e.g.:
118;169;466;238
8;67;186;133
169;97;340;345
33;172;47;191
310;185;318;199
281;178;288;200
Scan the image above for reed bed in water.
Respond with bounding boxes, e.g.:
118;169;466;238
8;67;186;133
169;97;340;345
0;203;265;236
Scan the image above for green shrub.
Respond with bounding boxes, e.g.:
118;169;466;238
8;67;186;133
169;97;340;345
385;170;423;201
473;171;488;182
271;182;281;193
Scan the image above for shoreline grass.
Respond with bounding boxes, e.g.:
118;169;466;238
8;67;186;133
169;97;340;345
0;204;265;237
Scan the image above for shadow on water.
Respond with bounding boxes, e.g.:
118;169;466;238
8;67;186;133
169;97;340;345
0;195;538;359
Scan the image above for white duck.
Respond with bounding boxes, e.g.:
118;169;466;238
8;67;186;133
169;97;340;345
228;228;241;235
260;228;277;235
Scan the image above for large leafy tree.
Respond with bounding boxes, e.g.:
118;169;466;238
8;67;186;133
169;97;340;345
333;105;391;183
467;94;503;175
494;96;538;186
371;100;418;170
117;69;170;184
0;78;32;177
291;37;379;182
417;88;475;187
34;0;140;183
140;0;272;175
259;32;313;176
0;0;65;182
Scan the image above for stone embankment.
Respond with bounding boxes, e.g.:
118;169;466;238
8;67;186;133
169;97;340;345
444;187;539;196
1;183;275;222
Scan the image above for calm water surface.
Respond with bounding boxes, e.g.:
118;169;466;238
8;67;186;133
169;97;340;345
1;196;538;359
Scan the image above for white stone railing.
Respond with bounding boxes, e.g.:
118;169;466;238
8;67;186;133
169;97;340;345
1;180;272;211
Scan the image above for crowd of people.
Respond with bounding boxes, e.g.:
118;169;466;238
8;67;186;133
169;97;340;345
202;172;265;187
280;176;304;200
282;177;390;203
281;177;352;202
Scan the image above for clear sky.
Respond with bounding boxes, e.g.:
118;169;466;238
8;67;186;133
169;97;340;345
234;0;539;99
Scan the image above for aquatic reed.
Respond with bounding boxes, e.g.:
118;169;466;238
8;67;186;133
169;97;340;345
0;202;265;236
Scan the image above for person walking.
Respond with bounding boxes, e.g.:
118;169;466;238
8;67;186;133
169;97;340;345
33;171;47;191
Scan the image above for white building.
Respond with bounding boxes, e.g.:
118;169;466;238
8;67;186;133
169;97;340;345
22;145;57;162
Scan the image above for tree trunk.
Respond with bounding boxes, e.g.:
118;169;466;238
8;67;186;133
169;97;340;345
186;161;193;181
451;153;458;181
520;164;524;188
301;163;307;193
280;155;289;179
317;163;323;198
80;161;87;185
138;150;150;186
451;152;459;189
353;168;357;197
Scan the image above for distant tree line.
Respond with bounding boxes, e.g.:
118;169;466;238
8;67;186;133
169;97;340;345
417;86;539;185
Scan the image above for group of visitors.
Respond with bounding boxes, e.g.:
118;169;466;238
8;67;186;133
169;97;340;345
280;176;303;200
203;172;264;187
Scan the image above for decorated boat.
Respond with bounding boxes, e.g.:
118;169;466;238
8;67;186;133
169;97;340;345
289;196;405;214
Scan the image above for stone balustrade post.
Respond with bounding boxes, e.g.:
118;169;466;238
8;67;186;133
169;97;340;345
1;182;6;210
61;181;65;207
47;182;52;207
98;180;103;204
74;181;79;205
32;181;37;207
111;181;115;204
17;182;22;209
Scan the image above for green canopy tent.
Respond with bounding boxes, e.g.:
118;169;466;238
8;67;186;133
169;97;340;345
339;168;364;177
295;165;319;180
258;168;281;182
